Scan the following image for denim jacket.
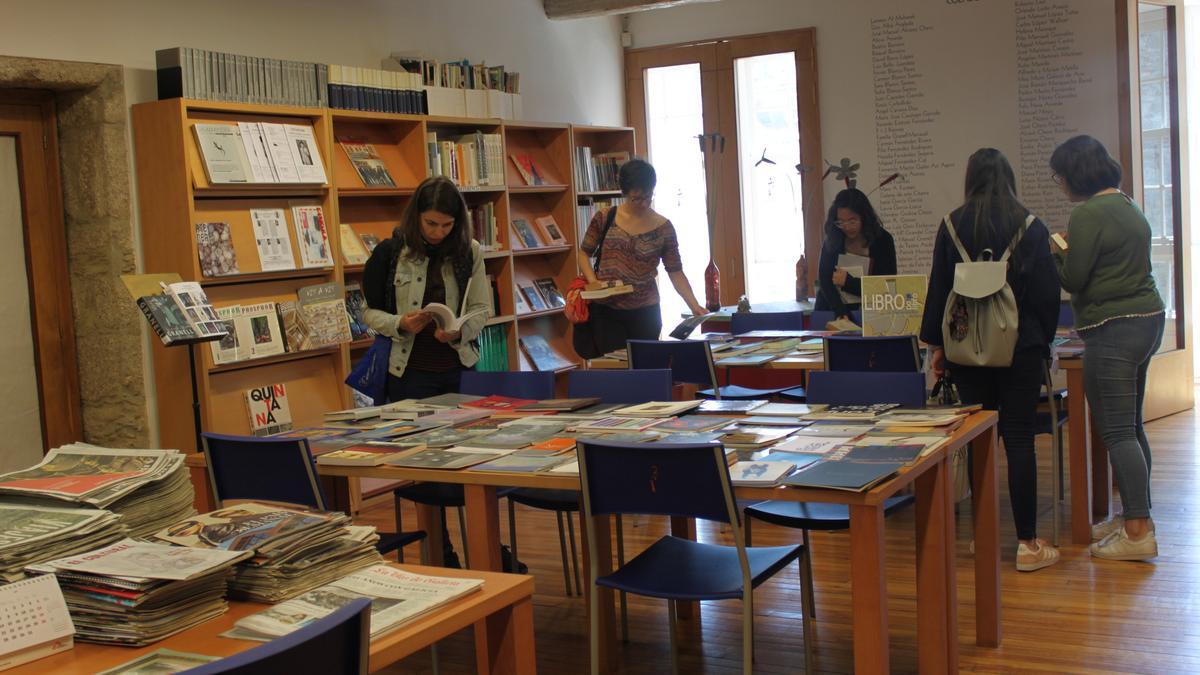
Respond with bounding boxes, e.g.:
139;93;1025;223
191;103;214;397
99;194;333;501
363;239;492;378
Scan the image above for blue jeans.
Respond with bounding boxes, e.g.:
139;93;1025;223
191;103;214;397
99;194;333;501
1079;313;1164;520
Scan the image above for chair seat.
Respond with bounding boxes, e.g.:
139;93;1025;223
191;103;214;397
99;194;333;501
697;384;794;400
597;535;802;601
395;483;514;507
375;530;427;556
507;488;579;512
745;495;915;531
777;386;807;402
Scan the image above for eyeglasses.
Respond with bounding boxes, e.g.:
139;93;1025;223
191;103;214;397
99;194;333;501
1051;173;1064;186
835;217;861;228
627;192;654;205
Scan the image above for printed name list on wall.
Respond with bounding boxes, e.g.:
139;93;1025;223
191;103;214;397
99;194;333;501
869;0;1117;274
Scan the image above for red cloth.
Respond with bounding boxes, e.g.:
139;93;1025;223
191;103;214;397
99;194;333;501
565;276;589;324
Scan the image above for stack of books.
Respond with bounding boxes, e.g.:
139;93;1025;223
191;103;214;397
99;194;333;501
0;504;126;582
0;444;196;538
27;539;249;646
154;503;381;603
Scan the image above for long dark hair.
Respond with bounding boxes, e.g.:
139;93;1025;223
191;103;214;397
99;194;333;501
962;148;1028;250
392;176;473;288
822;188;884;251
1049;135;1123;197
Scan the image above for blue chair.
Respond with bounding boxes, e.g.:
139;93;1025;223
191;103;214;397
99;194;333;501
730;311;806;335
182;597;370;674
823;335;921;372
578;439;813;674
744;371;920;621
627;339;793;400
807;309;860;330
394;370;556;570
202;433;426;562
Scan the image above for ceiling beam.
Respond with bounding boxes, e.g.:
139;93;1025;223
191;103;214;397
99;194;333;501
544;0;721;20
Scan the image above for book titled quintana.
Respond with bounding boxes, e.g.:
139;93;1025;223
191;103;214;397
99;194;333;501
195;221;239;277
245;384;293;436
249;208;297;271
339;138;396;187
518;335;572;372
290;205;334;268
298;282;353;348
860;274;927;337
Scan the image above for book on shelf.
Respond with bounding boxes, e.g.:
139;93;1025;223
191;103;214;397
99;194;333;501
509;152;545;185
195;221;239;277
339;224;370;265
359;232;381;253
329;63;428;114
518;335;573;371
534;278;565;308
512;289;531;314
261;123;302;183
469;202;499;250
729;461;796;487
426;132;503;187
339;138;396;187
245;383;293;436
122;274;227;346
283;124;328;184
533;215;567;246
296;282;353;348
192;122;251;184
344;283;373;341
209;302;286;365
238;122;277;183
156;47;328;108
290;204;334;268
574;147;630;192
476;323;510;372
580;280;633;300
276;300;311;352
517;282;548;312
249;208;298;271
510;218;543;249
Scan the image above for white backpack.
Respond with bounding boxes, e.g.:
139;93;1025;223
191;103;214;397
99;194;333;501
940;213;1033;368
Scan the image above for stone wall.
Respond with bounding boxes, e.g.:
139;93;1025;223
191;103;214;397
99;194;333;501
0;56;149;447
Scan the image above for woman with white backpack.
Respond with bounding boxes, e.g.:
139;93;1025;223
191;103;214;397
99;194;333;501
919;148;1062;572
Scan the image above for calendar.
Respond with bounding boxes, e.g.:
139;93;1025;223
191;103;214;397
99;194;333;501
0;574;74;671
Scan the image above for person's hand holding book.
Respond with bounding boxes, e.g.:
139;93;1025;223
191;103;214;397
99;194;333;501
398;310;432;333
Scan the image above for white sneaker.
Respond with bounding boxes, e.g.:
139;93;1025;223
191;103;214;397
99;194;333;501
1016;539;1060;572
1092;516;1154;542
1090;527;1158;561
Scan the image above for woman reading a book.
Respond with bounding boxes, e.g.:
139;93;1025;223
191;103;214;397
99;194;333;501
814;188;897;321
919;148;1061;571
362;175;492;401
575;159;707;355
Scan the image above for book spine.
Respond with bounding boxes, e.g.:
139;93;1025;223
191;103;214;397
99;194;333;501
136;297;170;343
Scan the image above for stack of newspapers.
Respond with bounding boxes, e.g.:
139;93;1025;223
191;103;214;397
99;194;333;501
27;538;249;646
0;503;126;582
0;444;196;538
225;564;483;641
154;502;381;603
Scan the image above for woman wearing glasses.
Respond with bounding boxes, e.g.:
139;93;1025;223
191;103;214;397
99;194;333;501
1050;135;1164;562
814;188;897;320
575;158;707;356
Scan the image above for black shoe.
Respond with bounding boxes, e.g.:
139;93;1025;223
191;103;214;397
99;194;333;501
441;548;461;569
500;544;527;574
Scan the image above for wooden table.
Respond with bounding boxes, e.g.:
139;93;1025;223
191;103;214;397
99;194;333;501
10;564;535;675
321;410;1002;674
587;350;825;371
1057;357;1111;544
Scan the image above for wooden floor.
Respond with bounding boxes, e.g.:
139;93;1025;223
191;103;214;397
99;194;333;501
360;405;1200;674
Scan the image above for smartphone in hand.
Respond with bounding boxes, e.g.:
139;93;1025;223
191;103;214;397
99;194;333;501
1051;232;1069;251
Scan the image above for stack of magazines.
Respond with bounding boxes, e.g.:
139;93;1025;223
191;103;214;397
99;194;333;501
0;503;126;582
26;538;250;646
0;444;196;538
154;502;381;603
223;564;483;641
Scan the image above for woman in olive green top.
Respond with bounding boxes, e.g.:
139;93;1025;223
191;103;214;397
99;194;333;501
1050;135;1164;562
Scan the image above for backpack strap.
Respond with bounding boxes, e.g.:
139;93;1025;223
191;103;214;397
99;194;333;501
997;214;1035;263
942;213;973;263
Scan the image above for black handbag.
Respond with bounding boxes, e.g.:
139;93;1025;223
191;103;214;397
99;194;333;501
571;208;618;359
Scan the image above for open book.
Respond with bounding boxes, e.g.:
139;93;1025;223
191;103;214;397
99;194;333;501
423;275;489;332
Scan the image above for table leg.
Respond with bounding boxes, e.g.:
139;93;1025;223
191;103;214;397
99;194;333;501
581;511;616;671
416;504;444;567
670;516;698;620
476;595;538;675
849;504;888;674
189;466;214;512
1090;415;1112;520
915;459;953;674
941;456;959;674
970;426;1001;648
1066;367;1094;544
465;485;507;674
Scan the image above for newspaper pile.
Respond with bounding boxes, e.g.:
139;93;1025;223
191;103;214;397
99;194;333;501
0;444;196;537
0;503;126;582
224;563;483;641
27;538;250;646
154;502;381;603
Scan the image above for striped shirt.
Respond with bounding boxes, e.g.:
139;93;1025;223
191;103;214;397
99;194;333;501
581;207;683;310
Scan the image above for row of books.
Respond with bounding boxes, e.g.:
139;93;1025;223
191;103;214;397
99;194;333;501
574;147;630;193
209;282;355;365
476;324;510;372
328;64;427;114
385;53;521;93
511;215;568;249
427;131;506;188
470;202;500;252
515;278;566;314
193;122;327;185
195;205;333;278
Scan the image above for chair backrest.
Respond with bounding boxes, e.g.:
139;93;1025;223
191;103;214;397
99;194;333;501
460;370;556;400
808;309;861;330
729;311;806;335
823;335;920;372
805;371;927;406
567;369;673;403
626;339;717;390
181;597;371;674
577;439;736;524
202;433;325;510
1058;300;1074;329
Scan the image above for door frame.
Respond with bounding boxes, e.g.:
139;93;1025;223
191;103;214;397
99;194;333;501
0;89;83;449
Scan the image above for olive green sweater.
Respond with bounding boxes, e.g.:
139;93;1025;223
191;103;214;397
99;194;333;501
1053;192;1163;330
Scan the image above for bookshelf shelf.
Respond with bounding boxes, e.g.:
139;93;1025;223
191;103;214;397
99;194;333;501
512;245;572;257
343;264;365;274
336;188;418;198
517;307;566;320
198;268;333;287
482;249;511;260
193;187;328;199
208;345;342;375
508;185;569;194
486;315;516;326
576;190;623;198
350;338;374;350
456;185;507;194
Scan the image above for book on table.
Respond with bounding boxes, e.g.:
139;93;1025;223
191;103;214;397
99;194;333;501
668;312;714;340
97;649;218;675
324;406;382;422
466;425;560;449
697;399;768;414
801;403;900;421
613;400;703;418
715;353;780;367
316;446;415;467
652;416;737;433
860;274;927;337
473;454;573;473
418;392;485;408
753;402;820;417
772;435;856;455
570;417;667;433
461;395;536;411
385;447;503;470
651;431;725;444
519;398;602;412
729;460;797;487
782;459;906;492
